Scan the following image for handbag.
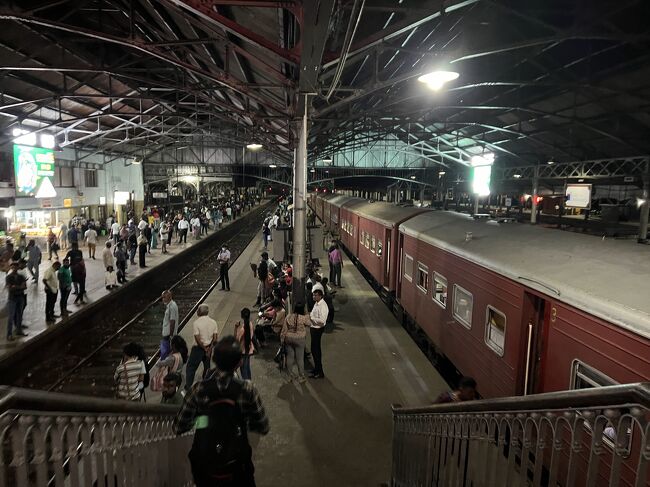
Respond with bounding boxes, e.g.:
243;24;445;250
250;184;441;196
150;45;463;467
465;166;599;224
273;344;287;370
150;353;180;392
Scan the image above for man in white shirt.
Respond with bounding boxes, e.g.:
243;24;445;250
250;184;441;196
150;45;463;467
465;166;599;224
110;220;121;245
177;217;189;243
84;226;98;259
102;241;115;270
217;244;231;291
137;218;148;232
185;304;218;391
309;289;329;379
161;290;179;359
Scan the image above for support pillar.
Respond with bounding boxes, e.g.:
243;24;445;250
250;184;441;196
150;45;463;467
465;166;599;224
639;162;650;243
531;167;539;224
419;187;425;205
292;97;308;304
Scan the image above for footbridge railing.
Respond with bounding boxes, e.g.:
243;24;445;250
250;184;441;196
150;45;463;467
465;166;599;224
391;383;649;487
0;387;192;487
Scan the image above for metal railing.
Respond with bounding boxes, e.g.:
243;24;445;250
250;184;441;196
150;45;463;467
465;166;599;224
391;383;650;487
0;387;192;487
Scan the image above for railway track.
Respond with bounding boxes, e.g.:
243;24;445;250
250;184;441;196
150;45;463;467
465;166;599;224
4;204;270;397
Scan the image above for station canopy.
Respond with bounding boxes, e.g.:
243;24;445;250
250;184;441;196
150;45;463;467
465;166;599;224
0;1;649;170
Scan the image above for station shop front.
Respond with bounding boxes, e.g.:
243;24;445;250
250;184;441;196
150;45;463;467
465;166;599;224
7;192;141;238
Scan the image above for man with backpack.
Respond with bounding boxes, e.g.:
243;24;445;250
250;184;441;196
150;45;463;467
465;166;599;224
174;336;269;487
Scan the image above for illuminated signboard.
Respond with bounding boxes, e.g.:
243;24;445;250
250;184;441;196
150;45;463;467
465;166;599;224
565;184;592;209
13;144;56;198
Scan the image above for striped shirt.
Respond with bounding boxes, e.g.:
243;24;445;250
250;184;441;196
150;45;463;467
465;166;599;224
114;359;144;401
174;370;269;436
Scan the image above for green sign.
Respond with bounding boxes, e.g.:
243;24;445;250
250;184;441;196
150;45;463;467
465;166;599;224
13;144;56;198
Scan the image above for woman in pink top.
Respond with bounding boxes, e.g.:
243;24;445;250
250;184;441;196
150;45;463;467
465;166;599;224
235;308;255;380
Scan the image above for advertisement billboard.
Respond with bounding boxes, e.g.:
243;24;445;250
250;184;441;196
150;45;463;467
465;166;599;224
13;144;56;198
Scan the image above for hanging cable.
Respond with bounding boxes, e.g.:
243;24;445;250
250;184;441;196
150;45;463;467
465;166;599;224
323;0;366;101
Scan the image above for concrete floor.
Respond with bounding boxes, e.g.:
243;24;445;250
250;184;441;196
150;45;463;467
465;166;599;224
168;228;448;487
0;214;244;357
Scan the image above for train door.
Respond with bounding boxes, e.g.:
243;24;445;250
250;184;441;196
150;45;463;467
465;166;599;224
521;291;551;395
384;229;391;287
396;232;404;299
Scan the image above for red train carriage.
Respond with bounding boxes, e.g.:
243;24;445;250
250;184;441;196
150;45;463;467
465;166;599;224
396;211;650;399
340;201;429;291
326;195;358;234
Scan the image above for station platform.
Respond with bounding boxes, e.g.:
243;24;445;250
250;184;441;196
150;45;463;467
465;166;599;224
170;226;448;487
0;214;248;358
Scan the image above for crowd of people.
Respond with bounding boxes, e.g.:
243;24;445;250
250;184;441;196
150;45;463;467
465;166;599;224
110;202;477;487
3;195;261;342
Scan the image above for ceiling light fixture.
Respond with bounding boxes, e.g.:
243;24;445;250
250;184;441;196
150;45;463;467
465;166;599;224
322;157;333;163
269;164;277;168
418;70;460;91
410;175;416;180
438;171;446;175
246;143;263;150
310;168;316;173
131;157;142;165
513;174;522;179
547;160;555;165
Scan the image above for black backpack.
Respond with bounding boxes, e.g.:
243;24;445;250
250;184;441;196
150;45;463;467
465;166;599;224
189;378;251;486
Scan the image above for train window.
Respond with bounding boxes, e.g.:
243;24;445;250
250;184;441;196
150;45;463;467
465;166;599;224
453;285;473;329
433;273;447;308
403;254;413;282
360;230;364;244
365;233;370;249
377;240;383;256
485;306;506;356
571;360;617;390
570;361;631;452
371;236;376;253
416;263;429;293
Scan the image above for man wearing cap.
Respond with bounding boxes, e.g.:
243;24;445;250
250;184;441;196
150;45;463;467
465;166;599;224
217;244;231;291
6;261;27;340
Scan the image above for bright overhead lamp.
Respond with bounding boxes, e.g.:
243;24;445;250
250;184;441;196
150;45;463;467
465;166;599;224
13;129;36;146
246;143;263;150
547;160;555;165
131;157;142;165
269;164;277;168
513;174;522;179
470;153;495;166
40;134;55;149
410;175;416;180
310;168;316;173
417;70;459;91
322;157;333;163
636;197;647;208
438;171;446;176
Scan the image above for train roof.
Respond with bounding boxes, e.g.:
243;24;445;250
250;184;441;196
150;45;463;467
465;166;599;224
399;211;650;340
345;200;430;228
328;195;359;209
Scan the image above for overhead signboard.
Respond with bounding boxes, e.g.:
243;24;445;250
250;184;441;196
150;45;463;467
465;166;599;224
63;198;73;208
13;144;56;198
565;184;592;209
152;192;168;199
